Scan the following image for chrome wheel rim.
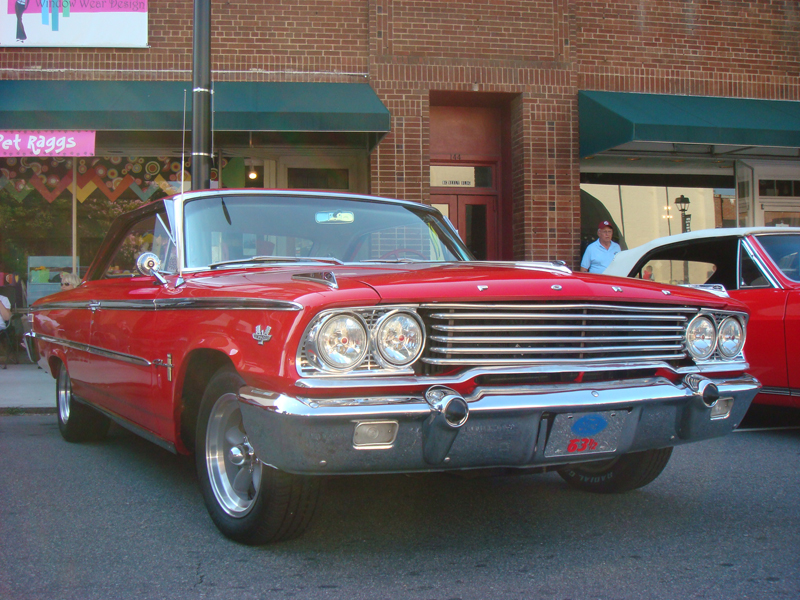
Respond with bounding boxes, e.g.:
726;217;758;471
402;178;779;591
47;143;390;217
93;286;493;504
57;367;71;424
205;392;262;517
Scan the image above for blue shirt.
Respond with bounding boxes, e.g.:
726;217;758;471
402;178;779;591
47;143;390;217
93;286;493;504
581;239;621;274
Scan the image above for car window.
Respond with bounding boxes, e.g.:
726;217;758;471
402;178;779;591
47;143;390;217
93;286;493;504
739;246;771;288
636;259;717;286
102;211;176;278
755;234;800;282
633;238;740;290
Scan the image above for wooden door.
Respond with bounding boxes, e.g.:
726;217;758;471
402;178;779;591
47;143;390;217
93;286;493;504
431;193;497;260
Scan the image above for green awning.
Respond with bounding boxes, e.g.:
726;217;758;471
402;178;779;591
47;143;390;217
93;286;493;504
0;80;390;137
579;91;800;158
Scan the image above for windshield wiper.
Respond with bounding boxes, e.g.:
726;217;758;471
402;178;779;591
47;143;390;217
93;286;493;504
209;256;343;269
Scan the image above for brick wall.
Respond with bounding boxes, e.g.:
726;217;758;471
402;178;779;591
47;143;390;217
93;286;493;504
0;0;369;82
574;0;800;98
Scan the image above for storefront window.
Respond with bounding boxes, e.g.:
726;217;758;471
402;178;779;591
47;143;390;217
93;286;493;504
758;179;800;197
0;156;187;302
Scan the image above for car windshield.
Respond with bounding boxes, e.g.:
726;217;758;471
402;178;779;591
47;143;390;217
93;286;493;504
182;194;469;270
755;233;800;282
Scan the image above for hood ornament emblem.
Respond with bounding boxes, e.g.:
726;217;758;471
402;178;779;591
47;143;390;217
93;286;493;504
551;284;562;290
252;325;272;345
477;285;489;291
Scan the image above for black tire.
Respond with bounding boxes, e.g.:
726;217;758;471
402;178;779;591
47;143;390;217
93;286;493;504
558;447;673;493
56;363;110;443
195;366;320;545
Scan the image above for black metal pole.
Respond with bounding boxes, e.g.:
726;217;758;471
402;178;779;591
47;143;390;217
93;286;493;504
191;0;211;191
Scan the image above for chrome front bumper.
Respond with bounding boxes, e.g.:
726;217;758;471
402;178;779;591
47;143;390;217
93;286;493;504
238;374;760;476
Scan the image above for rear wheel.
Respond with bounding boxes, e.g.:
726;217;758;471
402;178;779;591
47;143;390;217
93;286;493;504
558;447;673;493
56;363;110;443
195;366;320;545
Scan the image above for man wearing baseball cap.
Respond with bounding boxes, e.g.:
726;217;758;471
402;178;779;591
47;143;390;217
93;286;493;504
580;220;621;274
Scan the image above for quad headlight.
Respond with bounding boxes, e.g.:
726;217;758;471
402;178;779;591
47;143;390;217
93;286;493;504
301;307;426;374
686;315;717;360
685;313;746;361
374;310;425;367
717;316;745;359
316;313;369;370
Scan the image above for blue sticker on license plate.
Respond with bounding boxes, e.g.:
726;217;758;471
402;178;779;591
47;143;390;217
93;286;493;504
544;410;627;458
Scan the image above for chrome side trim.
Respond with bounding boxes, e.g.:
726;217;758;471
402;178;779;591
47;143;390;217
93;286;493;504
759;386;800;397
30;301;94;311
153;298;303;311
33;298;303;312
36;334;152;367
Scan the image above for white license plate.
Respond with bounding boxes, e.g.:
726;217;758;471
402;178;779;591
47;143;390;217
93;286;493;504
544;410;627;458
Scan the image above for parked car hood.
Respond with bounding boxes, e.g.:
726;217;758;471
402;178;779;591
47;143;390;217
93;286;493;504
184;262;744;311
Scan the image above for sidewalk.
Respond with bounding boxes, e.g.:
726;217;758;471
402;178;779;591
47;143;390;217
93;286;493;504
0;362;56;412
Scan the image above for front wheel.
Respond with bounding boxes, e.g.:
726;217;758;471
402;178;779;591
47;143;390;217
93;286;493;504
558;447;673;493
56;363;110;443
195;366;320;545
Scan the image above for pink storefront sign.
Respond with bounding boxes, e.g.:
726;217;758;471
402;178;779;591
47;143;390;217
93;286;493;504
0;131;96;157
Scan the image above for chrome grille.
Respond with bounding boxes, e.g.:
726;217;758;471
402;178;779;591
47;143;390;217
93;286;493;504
419;303;698;367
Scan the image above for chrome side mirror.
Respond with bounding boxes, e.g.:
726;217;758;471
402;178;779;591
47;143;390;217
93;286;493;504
136;252;168;285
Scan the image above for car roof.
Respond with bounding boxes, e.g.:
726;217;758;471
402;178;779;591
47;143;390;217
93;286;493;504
605;226;800;276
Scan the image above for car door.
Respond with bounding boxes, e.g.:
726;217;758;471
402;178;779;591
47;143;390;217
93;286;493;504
746;233;800;406
729;240;790;399
83;210;175;436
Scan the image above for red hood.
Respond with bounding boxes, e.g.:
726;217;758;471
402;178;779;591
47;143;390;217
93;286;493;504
350;262;744;309
181;262;746;312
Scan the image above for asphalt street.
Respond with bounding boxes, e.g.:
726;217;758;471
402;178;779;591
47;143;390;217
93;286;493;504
0;413;798;600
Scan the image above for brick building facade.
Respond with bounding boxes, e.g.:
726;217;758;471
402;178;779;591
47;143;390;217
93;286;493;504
2;0;799;285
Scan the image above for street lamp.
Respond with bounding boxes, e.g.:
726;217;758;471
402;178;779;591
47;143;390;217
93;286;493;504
675;194;691;233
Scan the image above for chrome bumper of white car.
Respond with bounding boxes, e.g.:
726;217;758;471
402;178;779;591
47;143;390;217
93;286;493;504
237;374;760;475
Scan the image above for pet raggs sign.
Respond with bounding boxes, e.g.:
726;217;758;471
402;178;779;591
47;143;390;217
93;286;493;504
3;0;147;47
0;131;96;157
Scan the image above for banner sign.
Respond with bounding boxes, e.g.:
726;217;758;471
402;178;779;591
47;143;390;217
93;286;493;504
0;130;96;157
2;0;147;47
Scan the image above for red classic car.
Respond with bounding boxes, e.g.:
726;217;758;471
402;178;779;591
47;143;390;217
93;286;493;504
30;190;760;545
605;227;800;409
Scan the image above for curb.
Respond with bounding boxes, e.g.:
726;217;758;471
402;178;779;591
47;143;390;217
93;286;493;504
0;407;57;416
